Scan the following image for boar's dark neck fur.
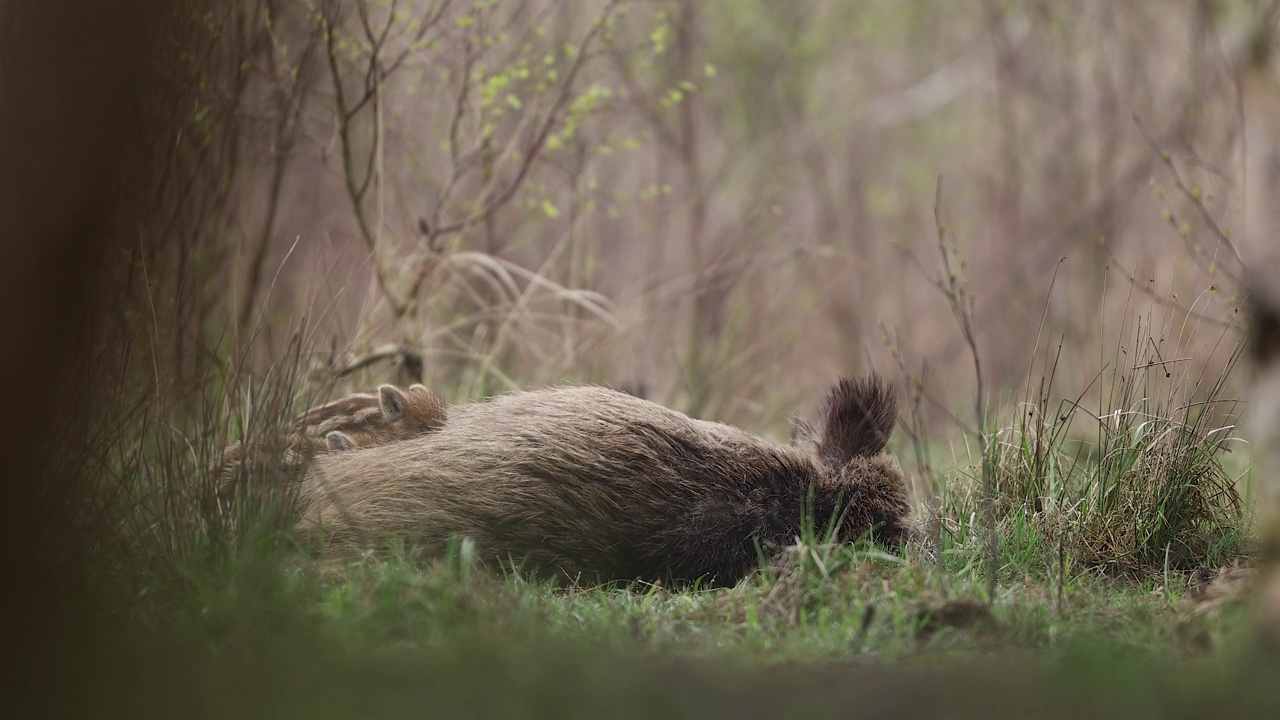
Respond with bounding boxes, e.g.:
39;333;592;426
297;375;912;586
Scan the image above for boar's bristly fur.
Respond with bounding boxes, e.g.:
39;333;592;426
818;375;898;460
212;384;450;510
296;374;913;585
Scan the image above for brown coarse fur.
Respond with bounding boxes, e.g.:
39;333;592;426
296;374;914;586
289;384;449;446
214;384;449;504
789;375;897;465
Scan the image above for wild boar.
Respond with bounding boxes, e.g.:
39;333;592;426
296;374;913;585
214;383;449;505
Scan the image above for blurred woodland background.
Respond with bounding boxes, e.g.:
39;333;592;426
178;0;1248;429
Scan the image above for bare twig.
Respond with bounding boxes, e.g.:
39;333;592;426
430;0;621;240
330;342;423;381
930;177;997;605
238;7;323;335
1134;113;1244;285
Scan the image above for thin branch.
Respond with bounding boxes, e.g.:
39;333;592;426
239;11;323;334
321;2;401;309
430;0;622;239
1097;240;1238;331
1134;113;1244;282
331;342;423;379
930;177;996;605
427;28;478;237
356;62;381;202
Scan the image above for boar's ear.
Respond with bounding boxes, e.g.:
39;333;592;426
815;374;898;468
406;384;443;406
379;384;407;421
326;430;356;451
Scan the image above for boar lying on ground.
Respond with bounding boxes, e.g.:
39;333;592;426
300;384;450;451
215;384;449;504
296;374;914;585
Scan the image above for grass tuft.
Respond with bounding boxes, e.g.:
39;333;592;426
939;322;1249;582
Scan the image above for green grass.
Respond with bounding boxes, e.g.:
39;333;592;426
58;318;1273;718
283;548;1243;663
61;531;1274;719
166;468;1248;672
